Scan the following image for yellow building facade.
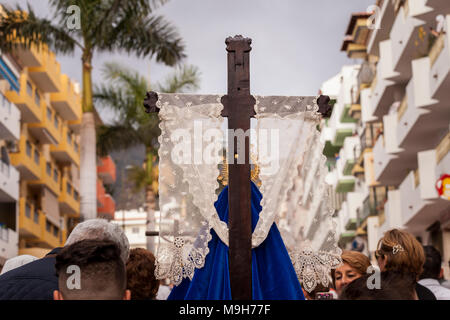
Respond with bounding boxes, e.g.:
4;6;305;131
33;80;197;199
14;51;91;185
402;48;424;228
3;43;81;254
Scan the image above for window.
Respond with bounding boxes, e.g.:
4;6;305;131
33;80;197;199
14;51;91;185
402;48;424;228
26;141;32;157
33;208;39;223
53;168;58;182
26;81;32;97
25;203;31;218
34;149;40;165
34;90;40;107
67;182;72;195
53;226;58;237
74;190;79;201
46;220;51;232
132;227;140;234
46;162;52;176
67;132;72;145
54;115;59;129
47;107;52;121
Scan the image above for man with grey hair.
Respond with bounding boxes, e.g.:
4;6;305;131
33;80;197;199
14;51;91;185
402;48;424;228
0;218;129;300
66;219;130;263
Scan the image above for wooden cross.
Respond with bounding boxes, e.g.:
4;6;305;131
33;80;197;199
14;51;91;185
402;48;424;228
144;35;332;300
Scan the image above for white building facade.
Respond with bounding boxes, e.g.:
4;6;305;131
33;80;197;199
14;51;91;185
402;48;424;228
327;0;450;276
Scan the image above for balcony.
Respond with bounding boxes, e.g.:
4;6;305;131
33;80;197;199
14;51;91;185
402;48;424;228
0;160;19;201
18;198;63;248
378;189;403;238
358;186;387;229
397;58;447;152
98;193;116;220
9;135;41;180
50;74;82;121
28;103;62;145
97;156;117;185
367;0;397;56
360;88;378;123
346;192;365;230
68;119;82;134
0;226;18;261
50;124;80;166
59;174;80;217
389;2;431;81
333;128;354;147
41;218;62;249
430;15;450;102
4;73;43;123
371;40;404;118
373;112;412;186
399;170;434;234
417;132;450;207
28;160;61;197
0;92;20;141
341;13;371;59
340;104;358;123
18;198;41;239
27;48;61;92
10;41;43;68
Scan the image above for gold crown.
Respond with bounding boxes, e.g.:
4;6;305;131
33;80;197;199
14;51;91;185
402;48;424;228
217;153;261;187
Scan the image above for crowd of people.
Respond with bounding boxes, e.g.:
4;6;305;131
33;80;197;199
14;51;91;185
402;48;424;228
0;219;449;300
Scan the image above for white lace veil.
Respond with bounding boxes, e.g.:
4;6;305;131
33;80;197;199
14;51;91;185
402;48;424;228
154;93;342;291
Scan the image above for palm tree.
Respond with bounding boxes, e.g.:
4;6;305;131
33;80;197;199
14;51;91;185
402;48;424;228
0;1;185;221
94;62;200;253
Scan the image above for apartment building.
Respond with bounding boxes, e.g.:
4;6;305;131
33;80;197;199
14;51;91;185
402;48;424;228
329;0;450;275
0;39;83;259
0;55;21;266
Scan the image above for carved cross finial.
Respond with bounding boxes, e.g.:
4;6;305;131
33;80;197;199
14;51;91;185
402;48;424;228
143;91;160;113
317;95;333;118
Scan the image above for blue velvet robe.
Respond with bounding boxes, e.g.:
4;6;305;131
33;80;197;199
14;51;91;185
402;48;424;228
168;182;305;300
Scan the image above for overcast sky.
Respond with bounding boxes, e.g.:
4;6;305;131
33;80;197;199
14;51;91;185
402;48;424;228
7;0;374;122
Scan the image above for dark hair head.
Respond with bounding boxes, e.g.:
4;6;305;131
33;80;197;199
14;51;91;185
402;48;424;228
55;239;126;300
126;248;160;300
339;270;416;300
420;245;442;280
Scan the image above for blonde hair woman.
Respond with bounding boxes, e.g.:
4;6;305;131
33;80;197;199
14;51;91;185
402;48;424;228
376;229;436;300
332;250;371;296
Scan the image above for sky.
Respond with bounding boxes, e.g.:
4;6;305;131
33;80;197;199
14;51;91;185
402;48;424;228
7;0;375;122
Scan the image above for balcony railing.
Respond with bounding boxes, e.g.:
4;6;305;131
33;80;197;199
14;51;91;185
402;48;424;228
358;186;388;226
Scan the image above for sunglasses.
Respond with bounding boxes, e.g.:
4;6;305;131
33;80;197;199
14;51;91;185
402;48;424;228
375;250;383;260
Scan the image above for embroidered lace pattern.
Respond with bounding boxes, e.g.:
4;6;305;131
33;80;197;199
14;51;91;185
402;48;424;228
154;93;342;291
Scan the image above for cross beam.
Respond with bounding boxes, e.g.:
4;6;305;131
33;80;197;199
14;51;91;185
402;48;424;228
144;35;332;300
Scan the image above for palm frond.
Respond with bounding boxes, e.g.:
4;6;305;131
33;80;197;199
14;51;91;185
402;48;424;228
126;165;149;192
96;123;141;156
0;4;81;54
99;12;185;66
154;64;201;93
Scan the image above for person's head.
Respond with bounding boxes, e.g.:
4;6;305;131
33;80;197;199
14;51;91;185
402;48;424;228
420;245;443;280
331;250;371;295
54;239;131;300
339;271;417;300
0;255;38;275
65;218;130;264
375;229;425;279
126;248;160;300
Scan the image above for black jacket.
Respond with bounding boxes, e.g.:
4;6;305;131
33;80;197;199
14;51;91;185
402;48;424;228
0;248;61;300
416;282;436;300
